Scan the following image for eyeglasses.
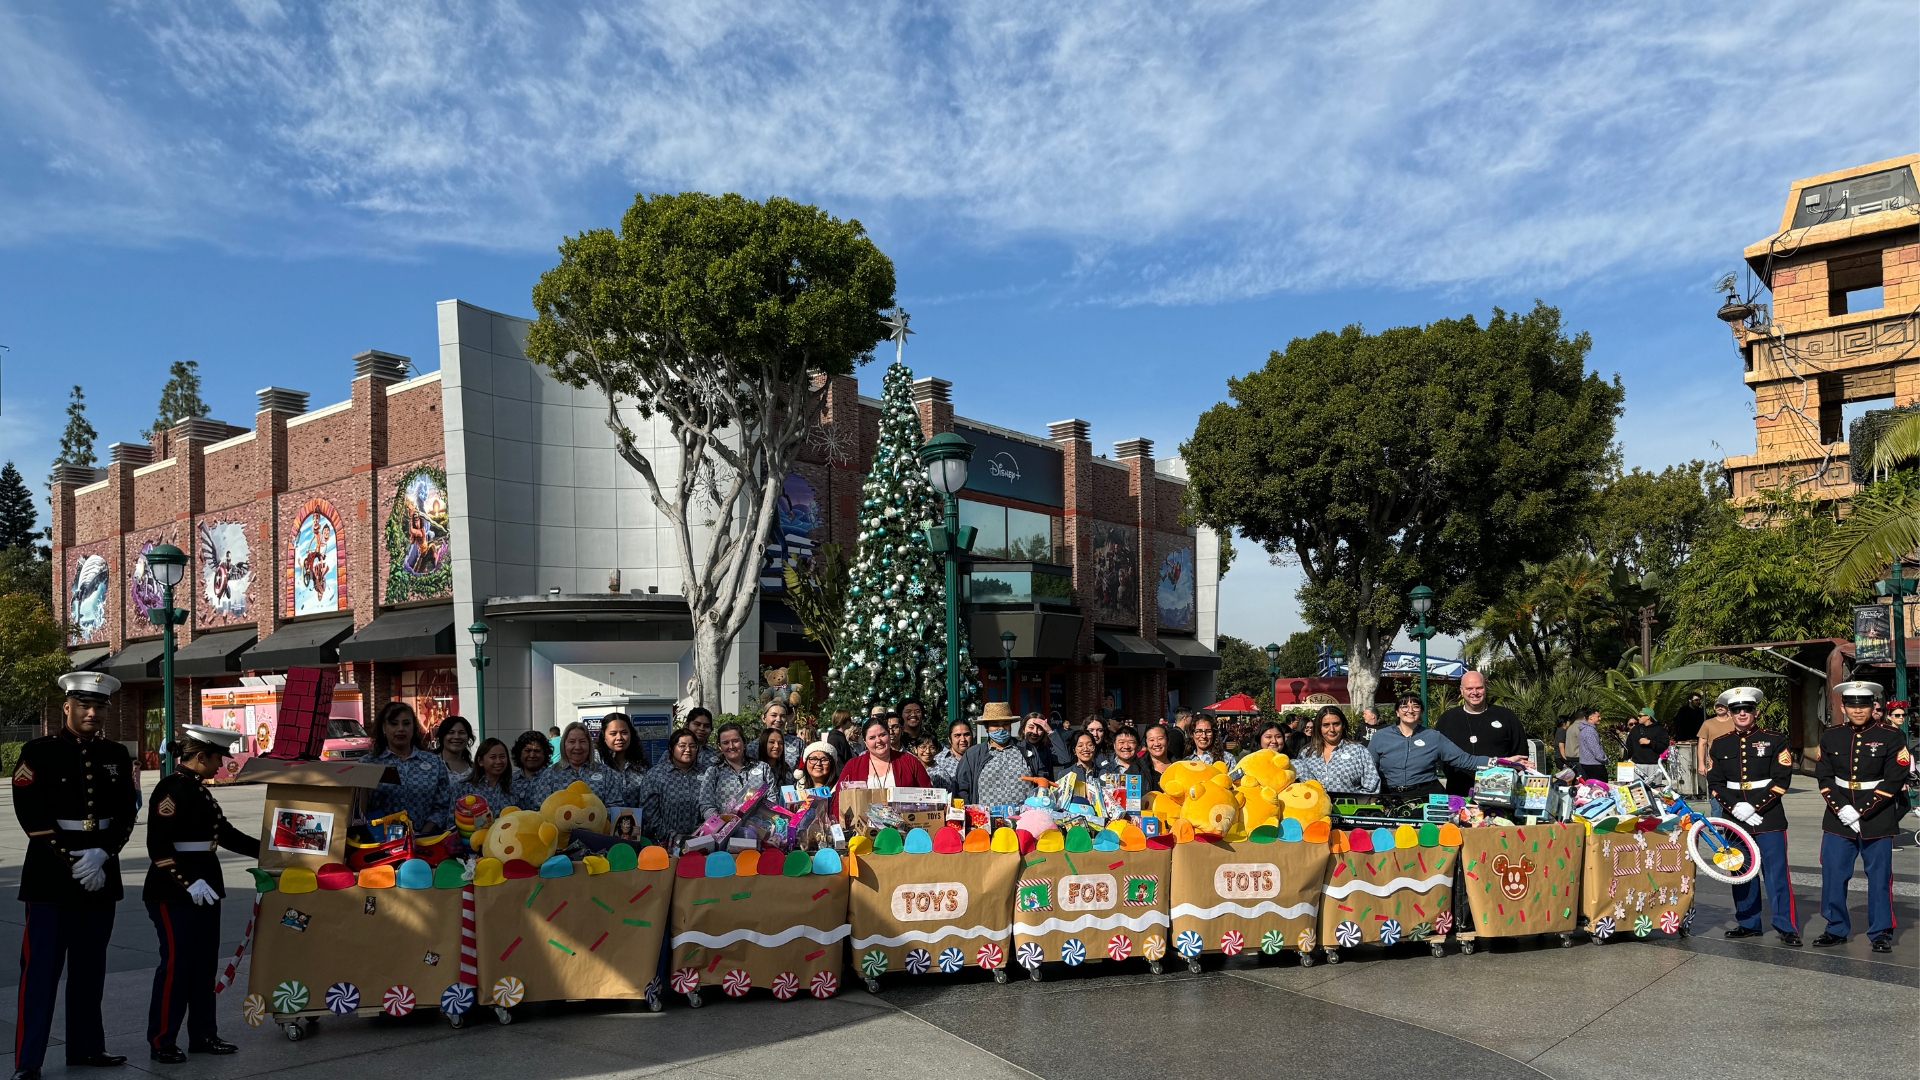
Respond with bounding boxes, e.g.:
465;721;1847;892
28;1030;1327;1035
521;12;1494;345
1730;705;1758;713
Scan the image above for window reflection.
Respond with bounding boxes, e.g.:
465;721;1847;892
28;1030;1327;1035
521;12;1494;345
959;499;1054;563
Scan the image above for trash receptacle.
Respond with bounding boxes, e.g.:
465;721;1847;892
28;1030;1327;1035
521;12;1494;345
1668;743;1699;795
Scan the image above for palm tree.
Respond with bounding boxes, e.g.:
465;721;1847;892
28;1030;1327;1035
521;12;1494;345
1818;413;1920;592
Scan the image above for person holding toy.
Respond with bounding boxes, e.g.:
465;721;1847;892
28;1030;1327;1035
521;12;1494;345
454;738;516;824
142;725;258;1063
363;702;452;836
1705;686;1799;946
1814;681;1910;953
1370;693;1488;804
699;723;779;821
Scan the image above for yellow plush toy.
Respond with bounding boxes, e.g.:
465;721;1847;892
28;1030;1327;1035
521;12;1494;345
471;807;560;865
1177;776;1241;836
540;781;610;834
1241;785;1285;833
1278;780;1330;826
1235;748;1296;794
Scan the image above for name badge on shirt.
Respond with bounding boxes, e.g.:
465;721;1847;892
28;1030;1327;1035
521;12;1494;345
1414;739;1427;747
1469;737;1478;744
1490;721;1502;728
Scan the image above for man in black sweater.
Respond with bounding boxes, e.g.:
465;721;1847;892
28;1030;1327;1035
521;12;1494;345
1433;671;1527;795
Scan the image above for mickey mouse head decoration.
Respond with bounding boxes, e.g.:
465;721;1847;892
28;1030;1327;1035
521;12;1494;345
1489;853;1535;901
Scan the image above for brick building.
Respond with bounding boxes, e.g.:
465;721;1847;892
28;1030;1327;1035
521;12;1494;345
1722;154;1920;504
52;299;1218;754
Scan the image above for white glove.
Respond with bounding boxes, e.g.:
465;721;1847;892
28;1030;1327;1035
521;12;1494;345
1836;804;1861;831
78;867;107;892
70;848;107;880
1732;802;1760;826
186;879;220;906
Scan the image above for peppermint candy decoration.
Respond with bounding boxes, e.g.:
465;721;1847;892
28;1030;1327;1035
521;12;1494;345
272;980;309;1014
810;971;838;998
1061;938;1086;966
1174;930;1204;958
382;985;415;1017
1297;929;1317;952
325;981;360;1015
242;994;267;1027
976;942;1004;969
1591;916;1615;940
1659;910;1679;934
1633;915;1653;938
1142;935;1166;961
1016;941;1045;969
1407;922;1433;942
1107;934;1133;961
722;969;752;997
1379;919;1402;946
491;976;525;1007
937;947;965;973
1219;929;1244;956
670;967;700;994
904;948;932;975
440;983;474;1016
770;972;799;1000
643;976;661;1009
861;949;889;977
1681;907;1697;931
1434;911;1454;936
1261;930;1286;954
1334;921;1362;948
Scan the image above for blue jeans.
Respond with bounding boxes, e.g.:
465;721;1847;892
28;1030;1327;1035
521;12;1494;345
1819;831;1895;938
1730;830;1796;933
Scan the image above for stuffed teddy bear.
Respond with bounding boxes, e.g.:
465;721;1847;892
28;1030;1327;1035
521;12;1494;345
1235;748;1296;794
1278;779;1330;826
1177;775;1241;837
471;807;560;866
540;781;610;834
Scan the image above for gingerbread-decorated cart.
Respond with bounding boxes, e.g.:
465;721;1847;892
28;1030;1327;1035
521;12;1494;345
1010;822;1174;978
1319;822;1462;962
1167;822;1332;969
1578;820;1697;944
847;825;1021;991
666;847;850;1006
1454;823;1587;952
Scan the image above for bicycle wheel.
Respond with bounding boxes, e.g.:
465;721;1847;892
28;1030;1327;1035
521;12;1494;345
1686;816;1760;885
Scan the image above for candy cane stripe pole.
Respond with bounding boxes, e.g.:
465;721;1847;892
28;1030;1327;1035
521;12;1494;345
213;896;259;995
460;884;479;986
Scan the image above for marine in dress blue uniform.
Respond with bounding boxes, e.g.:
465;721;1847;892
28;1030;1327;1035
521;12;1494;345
10;672;138;1080
142;725;258;1063
1814;682;1911;953
1703;687;1799;945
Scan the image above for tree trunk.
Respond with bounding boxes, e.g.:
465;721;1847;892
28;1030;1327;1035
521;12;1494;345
1346;625;1386;713
690;614;729;715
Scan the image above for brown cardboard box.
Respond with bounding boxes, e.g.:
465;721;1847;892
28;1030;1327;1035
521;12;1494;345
234;757;399;870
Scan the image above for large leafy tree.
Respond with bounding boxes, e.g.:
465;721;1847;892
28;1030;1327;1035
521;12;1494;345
527;192;896;709
1675;488;1862;646
1819;413;1920;593
0;594;66;726
56;386;97;470
1577;460;1730;581
149;360;210;436
1183;303;1622;706
0;462;35;551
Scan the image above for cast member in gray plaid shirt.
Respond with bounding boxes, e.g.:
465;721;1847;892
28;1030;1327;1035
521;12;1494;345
699;723;775;819
640;729;707;843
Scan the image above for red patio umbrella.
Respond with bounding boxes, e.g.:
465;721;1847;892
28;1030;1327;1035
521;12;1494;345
1204;693;1262;715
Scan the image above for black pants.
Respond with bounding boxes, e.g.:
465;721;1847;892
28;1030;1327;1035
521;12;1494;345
1579;763;1609;781
146;901;222;1050
16;902;113;1069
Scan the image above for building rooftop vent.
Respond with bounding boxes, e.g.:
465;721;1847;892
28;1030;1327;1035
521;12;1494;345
173;417;242;443
1048;419;1090;442
910;376;952;406
256;386;310;415
353;349;412;382
108;442;154;466
1114;437;1155;459
50;464;107;485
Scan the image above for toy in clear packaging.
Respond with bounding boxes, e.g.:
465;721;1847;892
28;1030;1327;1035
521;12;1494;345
452;794;492;840
1471;765;1519;809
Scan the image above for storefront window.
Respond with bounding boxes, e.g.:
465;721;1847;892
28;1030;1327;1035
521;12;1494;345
396;665;460;737
959;499;1056;562
959;499;1006;558
964;568;1073;606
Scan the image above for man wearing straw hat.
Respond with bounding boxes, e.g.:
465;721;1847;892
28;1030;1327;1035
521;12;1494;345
949;702;1038;807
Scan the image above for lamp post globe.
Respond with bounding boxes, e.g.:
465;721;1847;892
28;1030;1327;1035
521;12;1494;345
918;432;977;726
468;621;492;741
1406;585;1438;714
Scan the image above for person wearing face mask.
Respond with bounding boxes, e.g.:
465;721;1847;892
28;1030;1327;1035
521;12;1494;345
955;703;1038;808
142;726;257;1063
1814;681;1911;953
1704;687;1799;947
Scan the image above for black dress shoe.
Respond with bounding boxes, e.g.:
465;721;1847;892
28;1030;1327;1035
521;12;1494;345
1871;935;1894;953
1812;932;1848;947
66;1055;127;1068
1724;926;1764;939
187;1039;238;1056
1777;931;1802;946
14;1067;41;1080
148;1048;186;1065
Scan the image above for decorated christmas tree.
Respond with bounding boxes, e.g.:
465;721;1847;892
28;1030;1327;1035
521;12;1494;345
826;342;978;719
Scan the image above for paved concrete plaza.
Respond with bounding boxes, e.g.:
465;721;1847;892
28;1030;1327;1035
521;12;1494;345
2;778;1914;1080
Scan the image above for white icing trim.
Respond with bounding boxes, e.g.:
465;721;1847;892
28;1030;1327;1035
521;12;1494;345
1170;900;1318;920
1321;873;1453;901
851;924;1012;949
669;923;849;950
1013;910;1170;936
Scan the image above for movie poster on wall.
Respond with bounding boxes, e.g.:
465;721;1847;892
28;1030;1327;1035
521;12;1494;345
760;472;821;591
385;465;452;603
1157;544;1195;632
199;520;251;618
289;498;341;615
68;553;108;644
130;540;166;624
1090;522;1137;626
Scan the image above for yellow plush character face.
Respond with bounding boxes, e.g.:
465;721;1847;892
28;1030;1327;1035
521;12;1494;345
1242;786;1283;831
1278;780;1330;822
1159;760;1224;804
540;781;610;834
1179;779;1240;836
1236;748;1295;792
480;808;561;864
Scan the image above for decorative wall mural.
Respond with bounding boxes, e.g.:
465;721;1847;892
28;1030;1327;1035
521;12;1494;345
760;472;821;590
130;541;165;622
1157;545;1196;632
68;553;108;644
385;465;452;603
290;498;342;615
1090;521;1138;626
199;520;252;618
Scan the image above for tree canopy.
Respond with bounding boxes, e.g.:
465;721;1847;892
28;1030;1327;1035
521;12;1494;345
1575;460;1730;582
0;593;65;726
0;462;35;551
1671;489;1863;646
526;192;895;709
56;386;97;470
150;360;210;436
1182;303;1622;705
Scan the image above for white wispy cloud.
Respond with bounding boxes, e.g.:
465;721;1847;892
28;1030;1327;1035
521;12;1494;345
0;1;1911;299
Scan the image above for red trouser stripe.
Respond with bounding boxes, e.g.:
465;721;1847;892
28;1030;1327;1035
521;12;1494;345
153;906;177;1049
1782;834;1796;926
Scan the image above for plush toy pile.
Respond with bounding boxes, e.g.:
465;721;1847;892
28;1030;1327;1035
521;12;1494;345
1144;751;1331;843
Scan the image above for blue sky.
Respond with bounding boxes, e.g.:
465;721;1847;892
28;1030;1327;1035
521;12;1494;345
1;1;1914;653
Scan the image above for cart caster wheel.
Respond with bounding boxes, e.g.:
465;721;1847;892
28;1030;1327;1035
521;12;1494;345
283;1022;304;1042
447;1013;464;1029
1677;928;1689;939
863;977;882;995
1323;948;1341;965
1560;934;1577;948
685;991;702;1009
1430;942;1446;958
992;966;1010;984
648;997;664;1013
493;1006;514;1024
1300;950;1318;967
1461;941;1477;955
1149;960;1163;975
1187;959;1202;974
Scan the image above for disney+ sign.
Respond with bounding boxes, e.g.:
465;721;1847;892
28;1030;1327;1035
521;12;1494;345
958;424;1063;507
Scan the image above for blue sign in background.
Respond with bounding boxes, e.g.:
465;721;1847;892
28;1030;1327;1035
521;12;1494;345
958;424;1063;507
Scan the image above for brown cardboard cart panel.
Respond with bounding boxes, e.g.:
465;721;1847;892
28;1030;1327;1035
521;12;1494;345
1320;845;1460;946
848;850;1019;974
247;885;464;1014
475;863;673;1003
1457;824;1585;938
238;757;398;871
669;872;850;995
1579;828;1695;937
1011;846;1172;965
1169;839;1330;955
